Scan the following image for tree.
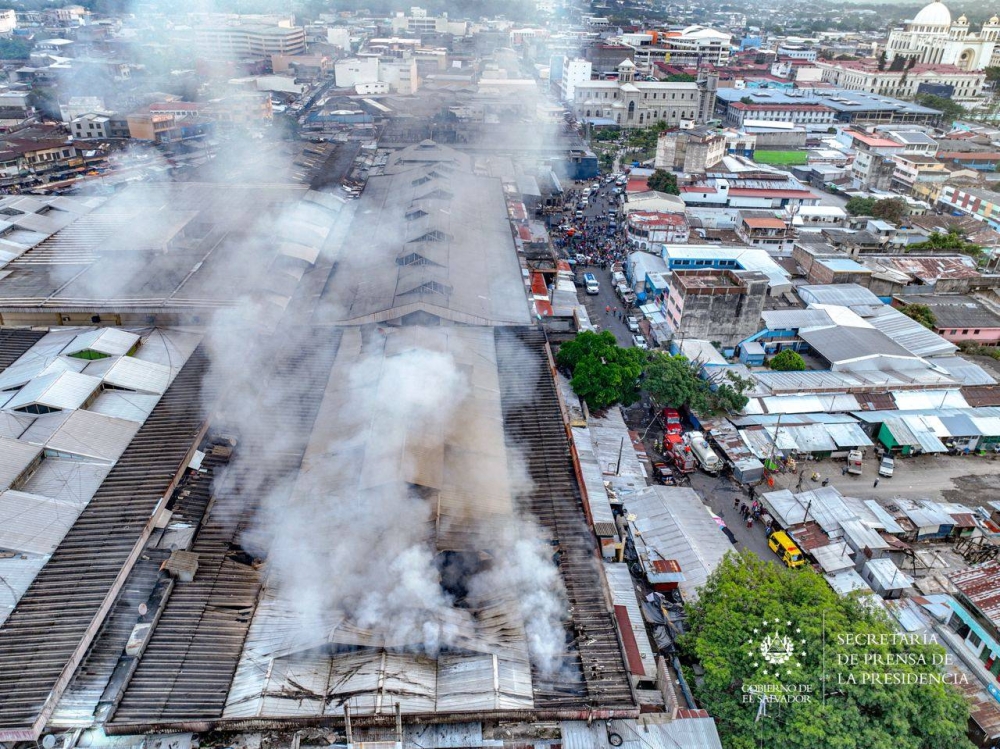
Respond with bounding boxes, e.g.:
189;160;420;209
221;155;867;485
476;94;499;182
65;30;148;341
900;303;937;329
871;197;908;225
844;196;876;216
877;50;887;71
769;349;806;371
556;331;645;410
915;93;967;125
985;66;1000;83
645;354;750;415
908;228;984;260
647;169;680;195
0;38;30;60
680;553;975;749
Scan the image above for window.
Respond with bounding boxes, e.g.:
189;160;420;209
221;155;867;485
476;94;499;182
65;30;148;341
969;631;983;648
963;329;970;334
975;329;981;334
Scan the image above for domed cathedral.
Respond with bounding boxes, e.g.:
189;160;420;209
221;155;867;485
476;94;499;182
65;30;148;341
885;0;1000;70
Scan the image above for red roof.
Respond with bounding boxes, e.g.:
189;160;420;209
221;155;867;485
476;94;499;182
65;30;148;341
680;185;717;193
530;272;548;296
743;217;787;230
938;152;1000;161
847;130;903;148
628;210;687;228
613;605;647;676
517;225;532;242
534;299;553;317
626;177;649;193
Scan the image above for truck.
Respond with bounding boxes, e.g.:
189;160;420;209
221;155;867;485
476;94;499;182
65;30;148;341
664;433;696;473
662;408;683;436
686;431;722;475
847;449;864;475
768;530;806;568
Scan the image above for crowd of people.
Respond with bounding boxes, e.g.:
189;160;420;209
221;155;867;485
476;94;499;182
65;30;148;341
552;178;631;270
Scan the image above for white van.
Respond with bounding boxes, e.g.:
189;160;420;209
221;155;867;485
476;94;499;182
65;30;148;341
583;272;600;295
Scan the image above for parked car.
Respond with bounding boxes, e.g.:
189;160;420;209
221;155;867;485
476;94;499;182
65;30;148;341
625;317;640;333
632;334;649;350
878;456;895;478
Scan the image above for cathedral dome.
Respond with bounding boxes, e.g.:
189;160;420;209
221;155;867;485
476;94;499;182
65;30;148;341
912;0;952;27
957;13;968;23
991;14;1000;23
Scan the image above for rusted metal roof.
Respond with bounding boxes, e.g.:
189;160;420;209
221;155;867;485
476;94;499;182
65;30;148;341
950;561;1000;628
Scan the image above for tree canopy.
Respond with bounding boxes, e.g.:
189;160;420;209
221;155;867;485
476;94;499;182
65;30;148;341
899;303;937;329
844;196;907;224
907;228;984;260
556;331;646;410
769;349;806;371
645;353;751;415
648;169;681;195
915;93;966;126
681;553;974;749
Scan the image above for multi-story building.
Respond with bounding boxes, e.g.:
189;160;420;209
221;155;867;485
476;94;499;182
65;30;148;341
885;0;1000;70
557;57;592;103
679;175;820;210
658;26;732;66
891;155;950;194
714;88;943;126
0;9;16;34
193;22;306;61
723;102;835;129
625;211;690;251
655;127;726;173
664;269;770;346
583;43;634;75
573;60;716;128
937;185;1000;228
844;130;905;189
335;57;379;88
70;112;129;140
817;60;985;102
736;216;794;253
389;8;468;37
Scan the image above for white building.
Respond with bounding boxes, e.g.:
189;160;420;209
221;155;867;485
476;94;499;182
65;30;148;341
626;211;690;251
0;10;16;34
885;0;1000;70
817;59;985;102
334;57;379;88
558;57;592;103
573;59;715;128
660;26;731;66
326;27;350;49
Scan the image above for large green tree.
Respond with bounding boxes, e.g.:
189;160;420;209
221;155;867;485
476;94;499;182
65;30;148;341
844;196;876;217
871;197;908;225
647;169;681;195
645;354;750;415
681;553;974;749
556;331;645;410
899;303;937;329
769;349;806;371
908;229;984;260
915;93;966;125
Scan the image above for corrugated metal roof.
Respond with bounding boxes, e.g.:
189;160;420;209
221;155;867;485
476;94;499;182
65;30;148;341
892;390;969;410
826;569;872;596
0;436;40;491
102;356;172;394
761;486;858;536
88;389;159;423
44;409;140;463
864;557;912;591
826;422;873;448
0;355;86;391
798;283;881;307
938;413;982;437
840;518;890;552
897;498;953;531
628;486;733;602
20;457;110;508
812;541;854;573
604;563;655;678
643;719;724;749
62;328;139;357
0;555;47;627
864;304;958;358
0;489;80;555
18;411;70;446
0;412;33;439
5;371;101;412
949;561;1000;628
934;356;996;386
799;326;916;365
864;500;905;534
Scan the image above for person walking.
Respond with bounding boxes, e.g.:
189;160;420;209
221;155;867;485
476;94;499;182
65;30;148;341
746;516;754;529
733;495;740;509
873;478;880;488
